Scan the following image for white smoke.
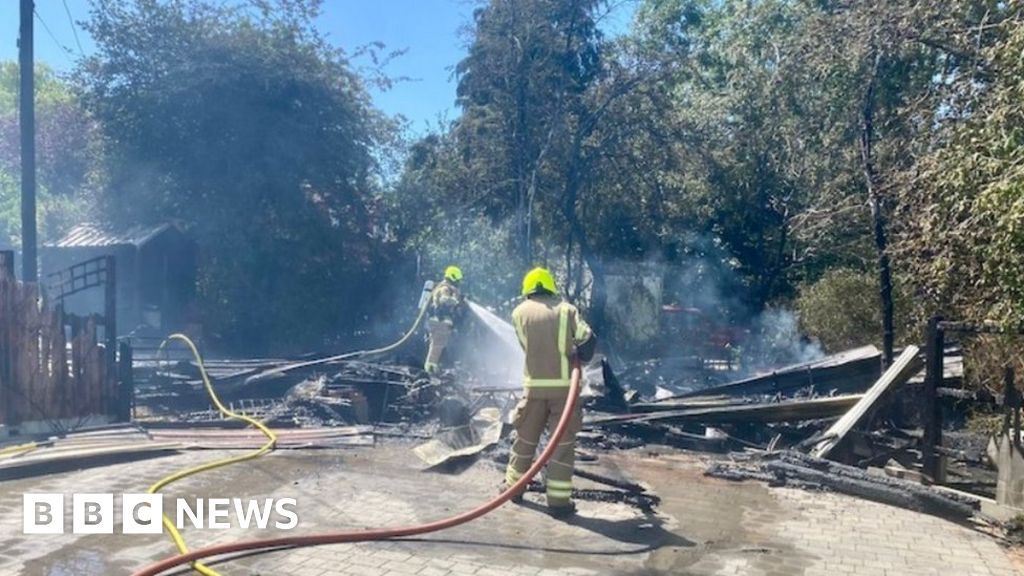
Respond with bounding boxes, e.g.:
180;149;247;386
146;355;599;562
745;306;825;371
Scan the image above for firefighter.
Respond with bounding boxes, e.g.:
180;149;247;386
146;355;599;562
505;267;596;518
424;265;465;374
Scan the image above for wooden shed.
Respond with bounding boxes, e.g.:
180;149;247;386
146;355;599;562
42;223;196;336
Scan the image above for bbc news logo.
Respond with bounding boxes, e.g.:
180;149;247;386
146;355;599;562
23;494;299;534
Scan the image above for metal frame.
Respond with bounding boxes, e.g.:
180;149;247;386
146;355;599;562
47;256;110;301
47;255;121;418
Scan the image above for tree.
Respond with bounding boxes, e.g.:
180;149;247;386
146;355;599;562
634;0;1008;358
797;268;913;352
75;0;400;352
388;0;620;325
789;0;1003;364
0;62;99;248
892;3;1024;324
391;0;1021;359
632;0;825;311
452;0;605;268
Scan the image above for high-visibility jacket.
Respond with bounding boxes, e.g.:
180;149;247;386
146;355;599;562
429;279;463;323
511;294;594;388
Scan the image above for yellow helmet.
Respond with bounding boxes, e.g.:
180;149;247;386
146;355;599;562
444;265;463;283
521;267;557;296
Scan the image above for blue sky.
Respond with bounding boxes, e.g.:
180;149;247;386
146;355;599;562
0;1;633;133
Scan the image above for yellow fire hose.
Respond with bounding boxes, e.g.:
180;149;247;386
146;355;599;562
151;334;279;576
244;300;431;384
0;441;37;459
149;299;434;575
135;363;583;576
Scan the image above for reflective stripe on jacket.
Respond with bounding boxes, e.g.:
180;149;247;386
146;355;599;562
511;294;593;387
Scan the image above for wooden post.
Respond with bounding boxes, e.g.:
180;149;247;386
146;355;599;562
1004;367;1014;436
104;256;117;416
0;265;10;425
922;316;945;482
0;250;13;279
118;341;133;422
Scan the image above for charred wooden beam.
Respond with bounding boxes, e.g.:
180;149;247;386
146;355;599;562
812;346;922;459
922;317;945;482
938;320;1024;335
656;346;882;401
707;451;978;521
587;394;861;428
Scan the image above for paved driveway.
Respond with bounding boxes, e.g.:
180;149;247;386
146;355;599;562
0;446;1019;576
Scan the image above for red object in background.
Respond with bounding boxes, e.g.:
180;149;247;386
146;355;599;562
660;305;748;368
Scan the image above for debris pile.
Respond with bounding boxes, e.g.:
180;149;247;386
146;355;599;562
135;354;477;428
706;451;979;520
78;305;1001;528
579;341;1014;525
585;345;888;453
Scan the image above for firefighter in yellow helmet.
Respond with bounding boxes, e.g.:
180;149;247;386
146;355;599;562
505;267;596;518
424;266;466;374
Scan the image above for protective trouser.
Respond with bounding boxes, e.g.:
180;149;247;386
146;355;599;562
425;318;453;374
504;387;582;508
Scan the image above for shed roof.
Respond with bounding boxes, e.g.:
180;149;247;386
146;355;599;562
47;223;181;248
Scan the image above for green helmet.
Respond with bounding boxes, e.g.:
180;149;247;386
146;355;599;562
521;267;556;296
444;265;464;283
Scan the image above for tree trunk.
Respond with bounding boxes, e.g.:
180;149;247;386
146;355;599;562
861;69;895;367
510;1;532;268
562;127;607;336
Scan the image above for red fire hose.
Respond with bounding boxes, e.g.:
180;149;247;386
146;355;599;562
131;364;582;576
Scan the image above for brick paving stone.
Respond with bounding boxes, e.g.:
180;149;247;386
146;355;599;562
448;561;483;575
379;560;420;574
346;567;388;576
0;448;1020;576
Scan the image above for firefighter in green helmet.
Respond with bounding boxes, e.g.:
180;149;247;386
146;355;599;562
504;267;596;518
424;265;465;375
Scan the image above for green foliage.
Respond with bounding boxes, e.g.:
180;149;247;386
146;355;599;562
0;62;99;248
75;0;400;352
965;413;1002;438
893;9;1024;324
386;0;617;317
0;62;74;115
452;0;606;266
796;269;881;352
42;0;1020;356
796;268;913;353
393;0;1024;352
387;127;526;306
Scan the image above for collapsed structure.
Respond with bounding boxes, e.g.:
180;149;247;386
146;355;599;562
3;253;1024;566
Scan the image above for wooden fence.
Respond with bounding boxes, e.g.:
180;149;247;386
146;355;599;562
0;254;119;430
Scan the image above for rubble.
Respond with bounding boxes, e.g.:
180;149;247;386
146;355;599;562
0;425;176;481
413;407;502;468
522;483;661;512
118;326;1006;533
588;394;863;427
810;346;922;458
660;345;883;401
146;426;375;449
707;451;979;521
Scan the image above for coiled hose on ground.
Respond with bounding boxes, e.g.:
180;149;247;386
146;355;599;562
137;303;581;576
